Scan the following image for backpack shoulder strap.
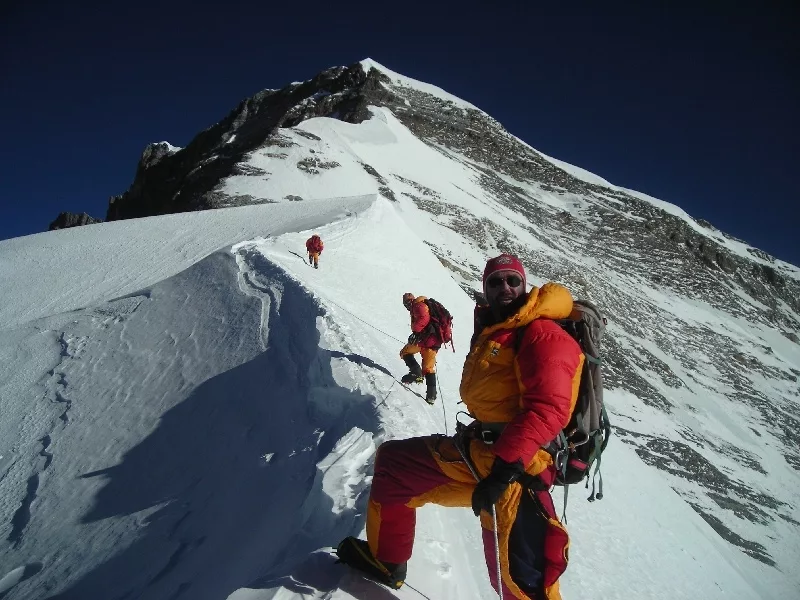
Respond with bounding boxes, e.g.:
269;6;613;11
513;323;529;354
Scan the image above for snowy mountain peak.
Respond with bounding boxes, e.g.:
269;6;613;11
101;60;798;277
360;57;481;111
140;140;182;168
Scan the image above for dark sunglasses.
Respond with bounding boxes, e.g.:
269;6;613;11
487;275;523;289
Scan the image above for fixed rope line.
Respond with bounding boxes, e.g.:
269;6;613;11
324;297;404;343
376;379;398;409
404;582;433;599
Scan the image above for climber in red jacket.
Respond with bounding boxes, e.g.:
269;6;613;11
305;234;324;269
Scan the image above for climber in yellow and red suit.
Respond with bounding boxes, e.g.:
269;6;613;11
337;254;583;600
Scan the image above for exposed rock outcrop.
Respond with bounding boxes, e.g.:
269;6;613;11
48;212;102;231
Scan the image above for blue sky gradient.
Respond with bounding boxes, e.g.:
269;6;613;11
1;1;797;264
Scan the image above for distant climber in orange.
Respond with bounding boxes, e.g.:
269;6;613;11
398;292;453;405
306;234;324;269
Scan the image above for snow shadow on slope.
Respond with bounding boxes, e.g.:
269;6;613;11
328;350;393;377
46;253;386;600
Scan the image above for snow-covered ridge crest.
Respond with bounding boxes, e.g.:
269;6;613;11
0;196;375;329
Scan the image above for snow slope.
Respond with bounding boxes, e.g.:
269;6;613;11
0;197;371;329
0;195;785;599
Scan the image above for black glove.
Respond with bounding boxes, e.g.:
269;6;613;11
471;457;525;516
408;333;420;344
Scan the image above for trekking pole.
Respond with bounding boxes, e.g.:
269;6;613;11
490;505;503;600
454;441;504;600
436;377;448;435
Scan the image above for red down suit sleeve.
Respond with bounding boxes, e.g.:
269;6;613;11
491;319;582;466
410;300;431;333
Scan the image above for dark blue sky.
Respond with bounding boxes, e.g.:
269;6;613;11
2;1;797;265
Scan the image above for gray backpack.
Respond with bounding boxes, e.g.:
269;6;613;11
518;300;610;515
549;300;610;497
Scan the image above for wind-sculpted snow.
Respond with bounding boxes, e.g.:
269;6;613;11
1;240;390;599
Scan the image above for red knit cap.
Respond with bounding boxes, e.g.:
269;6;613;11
482;254;526;292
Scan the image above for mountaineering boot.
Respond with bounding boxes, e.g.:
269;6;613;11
336;536;407;589
425;373;437;405
401;355;423;384
401;372;424;385
314;262;318;269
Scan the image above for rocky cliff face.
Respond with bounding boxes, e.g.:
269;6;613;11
48;211;102;230
106;65;379;220
101;59;799;571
